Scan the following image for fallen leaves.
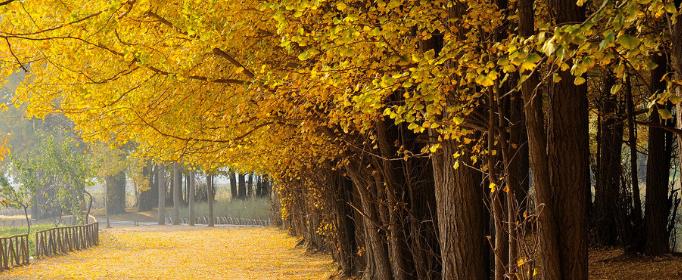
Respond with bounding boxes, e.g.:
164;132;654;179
0;226;335;279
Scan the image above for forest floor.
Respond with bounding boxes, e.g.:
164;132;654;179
0;226;336;279
589;248;682;279
2;222;682;279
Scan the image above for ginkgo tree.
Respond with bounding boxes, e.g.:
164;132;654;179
0;0;680;279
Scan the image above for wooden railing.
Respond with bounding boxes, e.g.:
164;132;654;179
0;234;29;271
35;222;99;258
167;216;270;226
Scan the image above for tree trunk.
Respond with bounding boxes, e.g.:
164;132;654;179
623;76;644;253
346;162;392;280
374;120;412;280
593;73;623;246
263;175;272;198
188;172;195;226
643;54;673;255
105;171;126;215
545;2;590;279
247;173;254;198
208;174;215;227
138;163;159;211
331;172;357;276
518;0;563;278
229;171;238;200
432;141;487;280
157;166;166;225
671;1;682;254
238;173;247;199
172;163;181;225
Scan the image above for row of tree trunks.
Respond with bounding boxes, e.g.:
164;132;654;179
279;3;682;280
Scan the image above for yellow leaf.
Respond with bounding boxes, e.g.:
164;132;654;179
574;76;586;85
336;2;347;11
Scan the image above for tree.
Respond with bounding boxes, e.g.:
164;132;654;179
207;174;214;227
91;143;129;215
642;55;674;255
593;72;623;246
229;171;238;200
0;174;33;233
157;165;167;225
138;163;158;211
188;171;195;226
172;162;181;225
0;0;681;279
237;173;247;200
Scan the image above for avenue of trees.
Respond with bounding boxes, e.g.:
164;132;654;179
0;0;680;279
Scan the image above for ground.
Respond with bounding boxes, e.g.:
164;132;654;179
0;226;336;280
2;222;682;279
589;248;682;280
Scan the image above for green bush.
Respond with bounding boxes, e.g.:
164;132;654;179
0;223;58;257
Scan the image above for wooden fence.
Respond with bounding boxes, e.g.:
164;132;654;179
167;216;270;226
35;222;99;258
0;234;30;271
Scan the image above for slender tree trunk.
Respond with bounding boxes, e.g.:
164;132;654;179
496;86;526;276
488;92;507;280
104;179;110;228
347;163;392;280
238;173;247;199
623;76;644;253
247;173;254;198
172;163;181;225
22;205;31;234
374;120;411;280
594;73;623;246
158;166;166;225
264;175;272;198
518;0;562;277
229;171;238;200
188;172;195;226
671;2;682;254
331;172;357;276
208;174;215;227
672;3;682;245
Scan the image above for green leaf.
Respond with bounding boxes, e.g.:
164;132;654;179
297;48;319;61
617;35;640;50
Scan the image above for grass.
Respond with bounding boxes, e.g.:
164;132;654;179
177;198;272;220
90;198;272;223
0;223;57;257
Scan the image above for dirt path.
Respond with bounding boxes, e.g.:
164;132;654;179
0;226;336;279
